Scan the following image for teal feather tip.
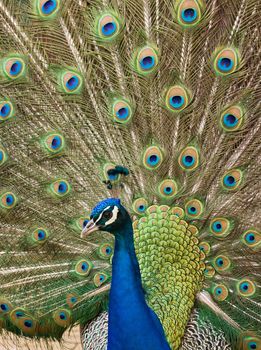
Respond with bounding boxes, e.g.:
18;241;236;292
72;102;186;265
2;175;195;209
94;11;123;42
36;0;60;18
174;0;206;27
133;45;159;76
1;55;26;80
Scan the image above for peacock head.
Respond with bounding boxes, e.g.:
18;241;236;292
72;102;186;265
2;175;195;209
81;198;130;238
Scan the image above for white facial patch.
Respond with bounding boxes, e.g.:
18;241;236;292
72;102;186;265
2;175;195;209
104;206;119;226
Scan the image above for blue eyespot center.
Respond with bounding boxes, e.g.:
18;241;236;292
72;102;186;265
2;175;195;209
51;136;61;149
140;56;155;70
58;182;67;193
181;8;197;22
70;297;77;303
37;230;46;240
0;151;3;162
42;0;57;15
216;288;222;295
246;233;255;243
217;258;224;266
0;304;8;311
105;247;111;254
16;311;24;318
170;95;184;108
212;221;222;232
99;275;105;282
24;320;33;328
6;194;14;206
10;61;22;76
164;186;173;194
189;206;196;213
223;113;237;127
218;57;233;72
182;155;195;167
66;76;79;90
249;342;257;349
102;22;117;36
138;205;145;211
81;262;88;271
0;104;11;118
59;312;66;320
241;282;249;291
116;107;129;120
148;154;159;166
224;175;236;187
83;220;89;228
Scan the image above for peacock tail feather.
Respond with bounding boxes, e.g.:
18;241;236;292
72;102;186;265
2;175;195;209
0;0;260;349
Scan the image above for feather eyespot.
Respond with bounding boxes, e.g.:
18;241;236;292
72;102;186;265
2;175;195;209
236;278;256;297
10;308;36;334
222;169;243;191
0;303;9;312
212;284;229;301
0;147;8;167
53;309;71;327
213;255;231;272
158;179;178;199
0;101;14;122
165;85;191;112
112;99;133;124
132;198;149;215
242;229;260;249
175;0;206;27
98;243;114;259
209;217;233;238
0;192;17;209
212;47;240;76
178;146;199;171
93;272;109;287
37;0;59;17
43;133;65;155
0;298;13;315
143;145;164;170
66;293;80;308
185;199;204;219
61;71;82;94
32;228;49;243
243;336;261;350
74;259;93;276
49;179;71;198
96;13;122;41
220;105;244;132
2;57;26;80
134;46;159;76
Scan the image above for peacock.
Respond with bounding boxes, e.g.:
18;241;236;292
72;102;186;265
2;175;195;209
0;0;260;349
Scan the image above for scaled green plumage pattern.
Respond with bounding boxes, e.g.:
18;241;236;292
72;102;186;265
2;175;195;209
134;205;205;349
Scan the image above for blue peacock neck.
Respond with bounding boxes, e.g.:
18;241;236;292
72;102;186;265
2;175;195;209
107;216;171;350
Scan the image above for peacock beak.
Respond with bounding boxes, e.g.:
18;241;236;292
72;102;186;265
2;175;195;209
81;219;99;238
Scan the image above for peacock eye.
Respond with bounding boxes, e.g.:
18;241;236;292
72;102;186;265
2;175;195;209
103;211;113;219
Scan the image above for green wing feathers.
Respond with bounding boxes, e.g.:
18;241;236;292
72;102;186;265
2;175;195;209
0;0;260;349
